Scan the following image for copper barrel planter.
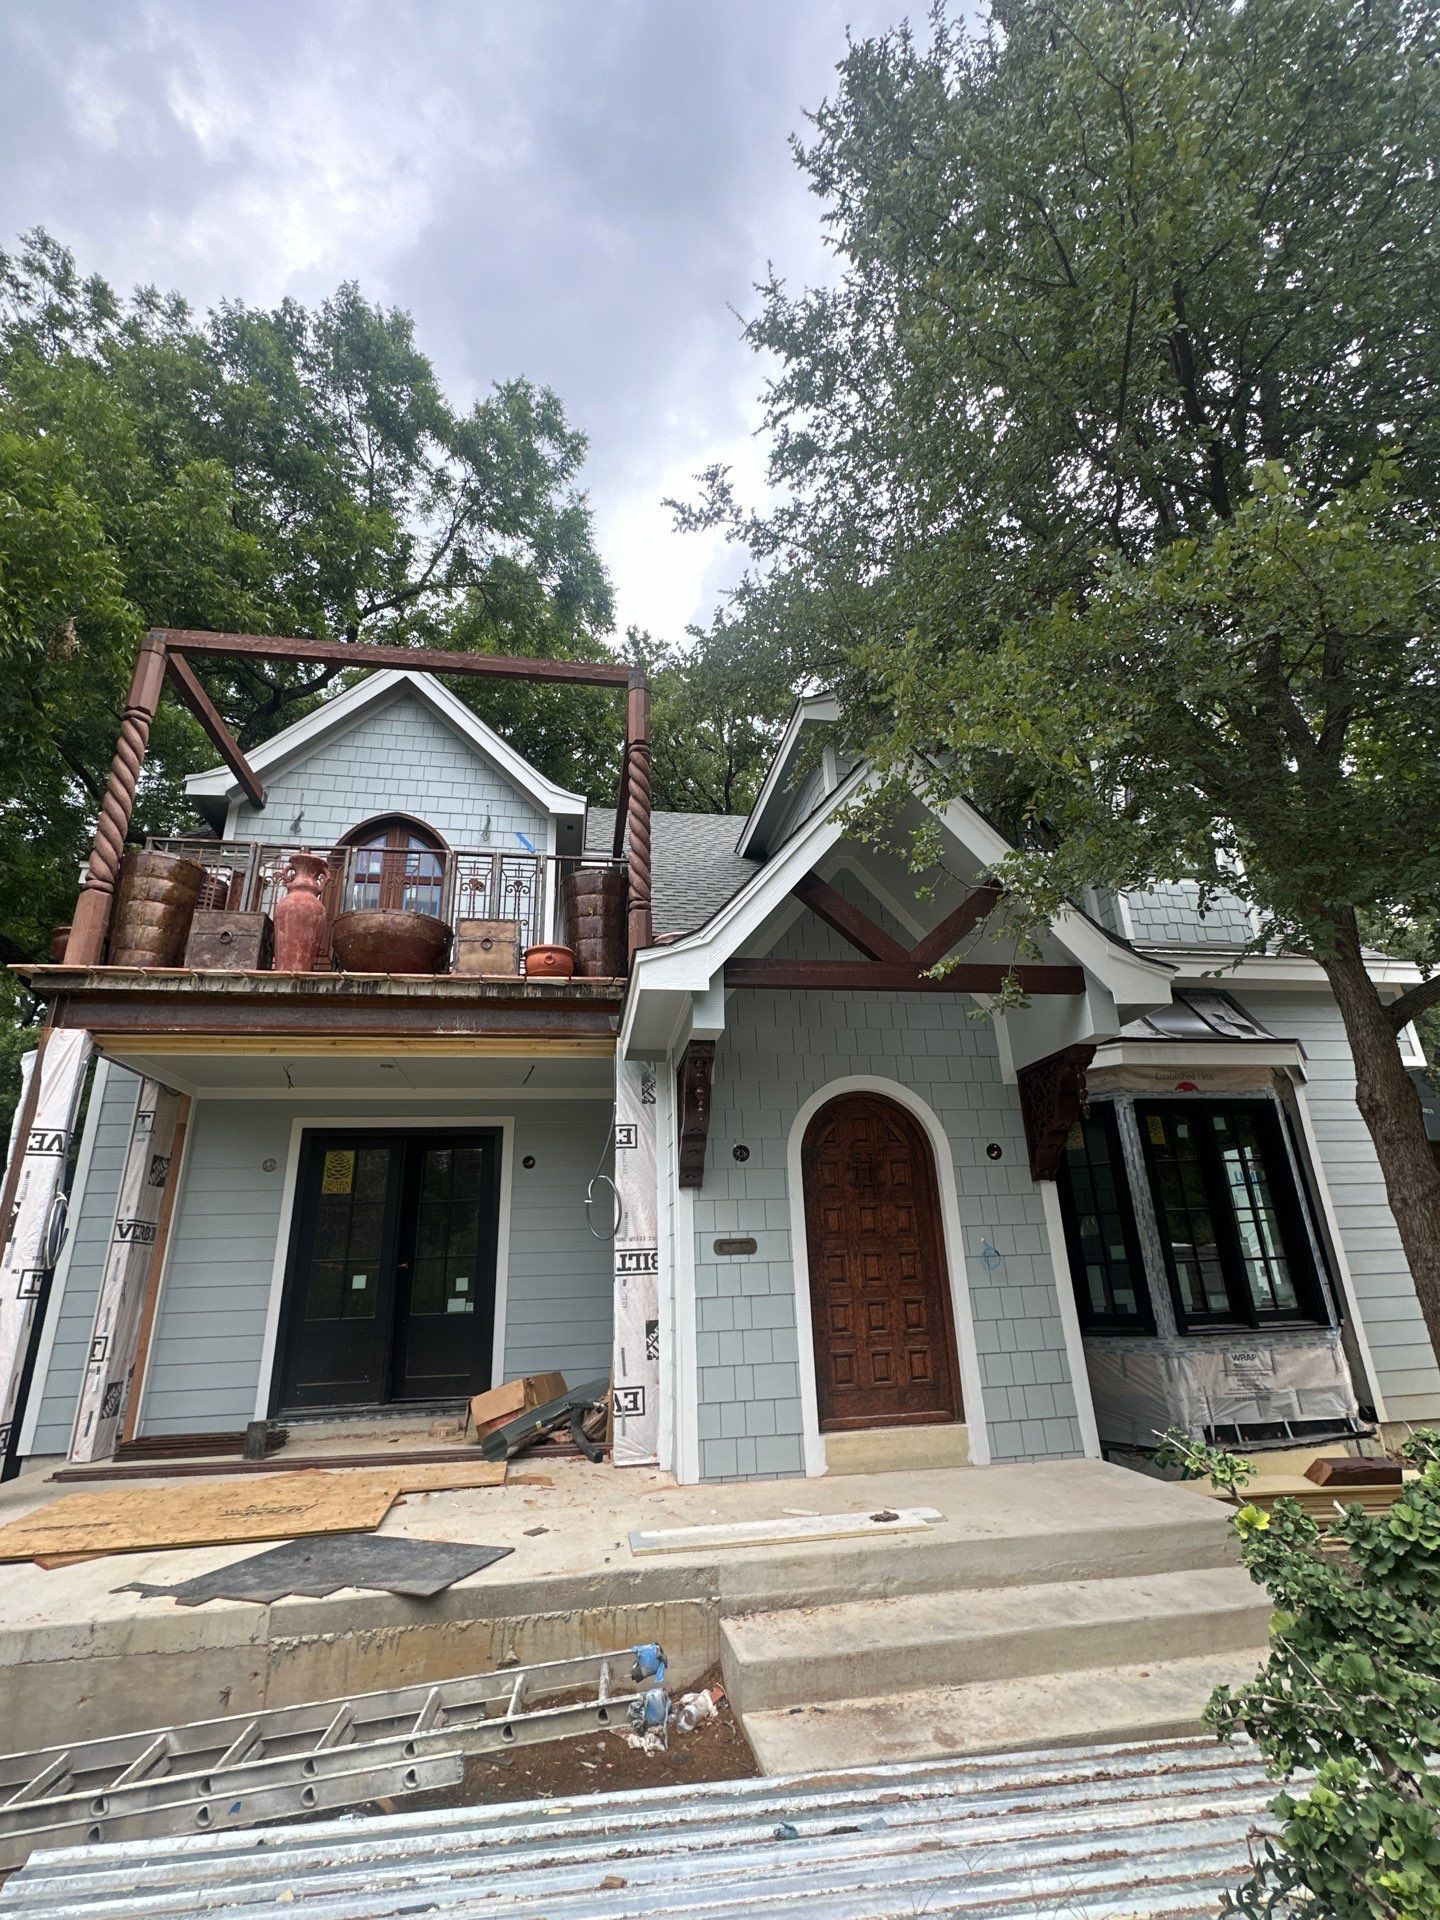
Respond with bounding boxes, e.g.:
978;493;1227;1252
331;908;450;975
562;867;626;977
110;851;206;968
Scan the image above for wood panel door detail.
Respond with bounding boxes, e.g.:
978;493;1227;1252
802;1092;961;1431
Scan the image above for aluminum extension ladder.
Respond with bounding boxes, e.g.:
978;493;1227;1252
0;1648;643;1868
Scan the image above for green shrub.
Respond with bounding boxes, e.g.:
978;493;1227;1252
1156;1428;1440;1917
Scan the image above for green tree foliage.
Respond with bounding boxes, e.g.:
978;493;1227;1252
0;229;616;960
690;0;1440;1362
1160;1426;1440;1918
632;609;800;816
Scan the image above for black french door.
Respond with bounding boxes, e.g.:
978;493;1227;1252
274;1129;502;1411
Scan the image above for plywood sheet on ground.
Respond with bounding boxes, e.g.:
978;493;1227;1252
0;1472;400;1563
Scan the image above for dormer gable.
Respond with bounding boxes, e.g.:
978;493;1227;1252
184;669;587;856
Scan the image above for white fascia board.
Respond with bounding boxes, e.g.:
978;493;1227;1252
1091;1039;1308;1076
185;668;585;819
1153;949;1426;993
736;691;842;858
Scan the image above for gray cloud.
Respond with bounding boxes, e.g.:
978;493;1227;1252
0;0;903;643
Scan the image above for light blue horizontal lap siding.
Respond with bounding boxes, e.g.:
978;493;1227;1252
133;1097;612;1436
228;686;547;851
691;871;1083;1480
30;1064;141;1455
1237;990;1440;1423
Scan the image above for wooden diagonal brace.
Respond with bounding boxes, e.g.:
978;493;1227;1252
910;885;1004;968
164;653;266;807
791;873;911;963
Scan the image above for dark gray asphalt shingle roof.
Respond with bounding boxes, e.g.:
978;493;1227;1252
586;807;757;937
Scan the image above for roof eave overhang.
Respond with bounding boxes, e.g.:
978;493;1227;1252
1091;1039;1307;1076
1149;948;1425;993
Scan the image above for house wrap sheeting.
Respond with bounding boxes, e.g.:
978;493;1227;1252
0;1736;1277;1918
611;1055;660;1466
0;1031;91;1463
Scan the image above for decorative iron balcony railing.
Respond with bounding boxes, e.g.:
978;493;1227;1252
144;837;621;960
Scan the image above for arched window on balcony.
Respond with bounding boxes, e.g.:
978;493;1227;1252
341;816;447;918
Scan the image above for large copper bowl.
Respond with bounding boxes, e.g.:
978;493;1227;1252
331;909;450;974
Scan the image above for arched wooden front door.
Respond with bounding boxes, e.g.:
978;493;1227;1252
802;1092;961;1431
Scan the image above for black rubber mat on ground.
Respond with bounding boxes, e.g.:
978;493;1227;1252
119;1534;513;1604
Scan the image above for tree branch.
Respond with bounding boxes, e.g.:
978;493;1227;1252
1386;974;1440;1035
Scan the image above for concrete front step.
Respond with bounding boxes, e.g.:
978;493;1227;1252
742;1646;1271;1775
823;1424;971;1475
722;1564;1270;1716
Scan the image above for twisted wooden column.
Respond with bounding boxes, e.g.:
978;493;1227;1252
66;633;168;967
625;675;653;961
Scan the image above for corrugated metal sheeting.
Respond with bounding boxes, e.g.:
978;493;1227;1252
0;1735;1277;1919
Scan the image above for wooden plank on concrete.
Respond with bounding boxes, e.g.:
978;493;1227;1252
373;1462;507;1495
0;1471;400;1563
628;1506;944;1556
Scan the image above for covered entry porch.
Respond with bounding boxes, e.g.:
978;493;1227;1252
23;1024;620;1465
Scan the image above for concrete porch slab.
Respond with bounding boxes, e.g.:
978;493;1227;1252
0;1456;1237;1754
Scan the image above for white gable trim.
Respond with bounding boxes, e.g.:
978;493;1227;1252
736;691;841;858
623;764;1175;1055
185;669;586;819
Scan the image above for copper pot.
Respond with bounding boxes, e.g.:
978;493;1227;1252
525;943;576;980
332;909;450;974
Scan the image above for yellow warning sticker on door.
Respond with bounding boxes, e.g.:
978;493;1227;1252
321;1149;355;1195
1147;1114;1167;1146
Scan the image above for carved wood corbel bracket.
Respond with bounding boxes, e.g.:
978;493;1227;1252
1018;1042;1096;1180
676;1039;716;1189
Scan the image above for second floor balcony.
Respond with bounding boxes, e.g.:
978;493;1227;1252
121;833;629;982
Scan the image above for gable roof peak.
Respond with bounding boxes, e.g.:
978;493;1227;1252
184;665;586;820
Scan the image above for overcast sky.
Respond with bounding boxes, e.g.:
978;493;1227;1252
0;0;906;647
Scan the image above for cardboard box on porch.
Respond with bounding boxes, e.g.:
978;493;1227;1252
466;1371;568;1440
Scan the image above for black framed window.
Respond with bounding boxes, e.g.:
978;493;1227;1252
1057;1105;1152;1332
1137;1100;1323;1329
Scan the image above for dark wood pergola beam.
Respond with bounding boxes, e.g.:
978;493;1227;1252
164;652;266;808
159;628;634;688
65;628;654;968
724;959;1085;994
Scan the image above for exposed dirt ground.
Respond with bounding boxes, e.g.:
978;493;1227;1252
352;1668;757;1817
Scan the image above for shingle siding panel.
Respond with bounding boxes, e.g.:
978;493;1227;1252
1234;989;1440;1421
1124;882;1253;946
229;686;546;850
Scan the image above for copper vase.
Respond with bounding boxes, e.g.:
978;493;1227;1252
273;852;330;971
